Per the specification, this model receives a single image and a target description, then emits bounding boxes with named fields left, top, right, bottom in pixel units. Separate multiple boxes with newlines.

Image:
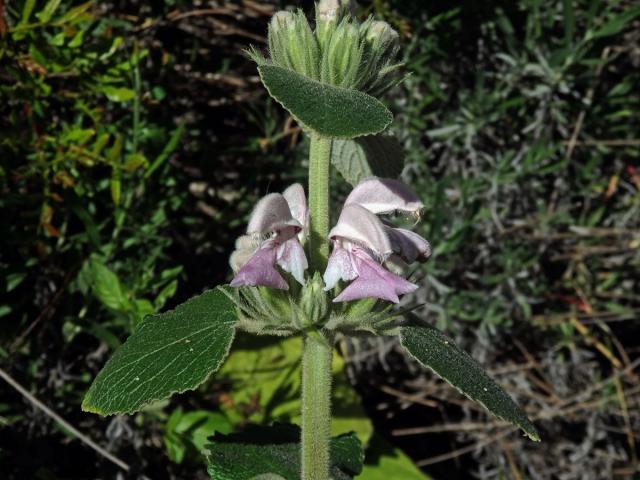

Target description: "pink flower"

left=230, top=184, right=308, bottom=290
left=323, top=178, right=431, bottom=303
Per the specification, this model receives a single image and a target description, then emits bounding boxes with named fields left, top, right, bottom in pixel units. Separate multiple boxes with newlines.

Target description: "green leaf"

left=101, top=86, right=136, bottom=102
left=154, top=279, right=178, bottom=310
left=6, top=272, right=27, bottom=293
left=206, top=424, right=363, bottom=480
left=585, top=7, right=640, bottom=41
left=13, top=0, right=36, bottom=40
left=106, top=135, right=123, bottom=164
left=331, top=135, right=404, bottom=186
left=20, top=0, right=37, bottom=25
left=61, top=127, right=95, bottom=145
left=122, top=153, right=147, bottom=172
left=399, top=323, right=539, bottom=441
left=258, top=65, right=392, bottom=139
left=145, top=123, right=185, bottom=179
left=89, top=259, right=128, bottom=311
left=68, top=29, right=84, bottom=48
left=362, top=434, right=430, bottom=479
left=35, top=0, right=62, bottom=23
left=132, top=299, right=155, bottom=322
left=164, top=408, right=233, bottom=464
left=82, top=288, right=237, bottom=415
left=110, top=170, right=121, bottom=205
left=52, top=1, right=93, bottom=25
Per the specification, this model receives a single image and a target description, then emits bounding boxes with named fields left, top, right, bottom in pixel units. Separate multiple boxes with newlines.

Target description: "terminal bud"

left=300, top=272, right=330, bottom=326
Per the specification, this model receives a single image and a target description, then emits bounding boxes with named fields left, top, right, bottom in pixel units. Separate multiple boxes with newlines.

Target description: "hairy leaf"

left=400, top=323, right=539, bottom=441
left=206, top=424, right=363, bottom=480
left=331, top=135, right=404, bottom=185
left=82, top=288, right=237, bottom=415
left=258, top=65, right=392, bottom=138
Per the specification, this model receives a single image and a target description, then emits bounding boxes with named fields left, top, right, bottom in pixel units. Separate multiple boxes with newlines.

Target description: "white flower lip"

left=329, top=203, right=393, bottom=258
left=247, top=192, right=302, bottom=235
left=344, top=177, right=424, bottom=215
left=282, top=183, right=308, bottom=229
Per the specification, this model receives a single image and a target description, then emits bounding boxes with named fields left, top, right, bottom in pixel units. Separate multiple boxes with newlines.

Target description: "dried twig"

left=565, top=47, right=611, bottom=160
left=560, top=139, right=640, bottom=147
left=0, top=367, right=136, bottom=476
left=0, top=0, right=7, bottom=37
left=415, top=428, right=513, bottom=467
left=378, top=384, right=439, bottom=408
left=10, top=269, right=75, bottom=352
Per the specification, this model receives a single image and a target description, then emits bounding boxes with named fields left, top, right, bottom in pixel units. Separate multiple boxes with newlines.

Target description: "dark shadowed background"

left=1, top=1, right=639, bottom=478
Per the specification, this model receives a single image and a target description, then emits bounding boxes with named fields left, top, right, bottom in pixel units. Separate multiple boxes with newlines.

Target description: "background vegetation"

left=1, top=0, right=639, bottom=479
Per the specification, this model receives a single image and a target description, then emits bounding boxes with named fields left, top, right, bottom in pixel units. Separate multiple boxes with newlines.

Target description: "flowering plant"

left=82, top=2, right=538, bottom=478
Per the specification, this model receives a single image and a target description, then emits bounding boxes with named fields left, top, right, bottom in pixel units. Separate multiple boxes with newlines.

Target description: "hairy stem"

left=301, top=330, right=334, bottom=480
left=302, top=133, right=334, bottom=478
left=308, top=133, right=332, bottom=272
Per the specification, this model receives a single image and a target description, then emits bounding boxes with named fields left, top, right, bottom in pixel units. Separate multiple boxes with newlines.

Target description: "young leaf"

left=82, top=287, right=237, bottom=415
left=36, top=0, right=62, bottom=23
left=331, top=135, right=405, bottom=185
left=144, top=123, right=185, bottom=179
left=258, top=65, right=392, bottom=138
left=100, top=86, right=136, bottom=102
left=399, top=323, right=539, bottom=441
left=585, top=7, right=640, bottom=41
left=89, top=259, right=128, bottom=311
left=164, top=408, right=234, bottom=464
left=206, top=424, right=363, bottom=480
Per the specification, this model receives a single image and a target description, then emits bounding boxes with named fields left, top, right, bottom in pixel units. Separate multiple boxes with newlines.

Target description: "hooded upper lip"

left=323, top=177, right=431, bottom=303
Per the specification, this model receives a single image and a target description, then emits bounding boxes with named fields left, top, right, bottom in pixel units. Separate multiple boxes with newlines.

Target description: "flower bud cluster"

left=268, top=11, right=321, bottom=80
left=248, top=0, right=404, bottom=97
left=299, top=272, right=330, bottom=325
left=223, top=278, right=331, bottom=337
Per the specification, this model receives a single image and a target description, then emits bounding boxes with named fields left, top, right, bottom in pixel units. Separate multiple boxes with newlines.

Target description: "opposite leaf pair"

left=229, top=177, right=431, bottom=304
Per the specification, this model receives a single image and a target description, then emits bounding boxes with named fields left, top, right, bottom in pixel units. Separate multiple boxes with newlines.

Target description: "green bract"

left=248, top=4, right=404, bottom=97
left=300, top=272, right=330, bottom=325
